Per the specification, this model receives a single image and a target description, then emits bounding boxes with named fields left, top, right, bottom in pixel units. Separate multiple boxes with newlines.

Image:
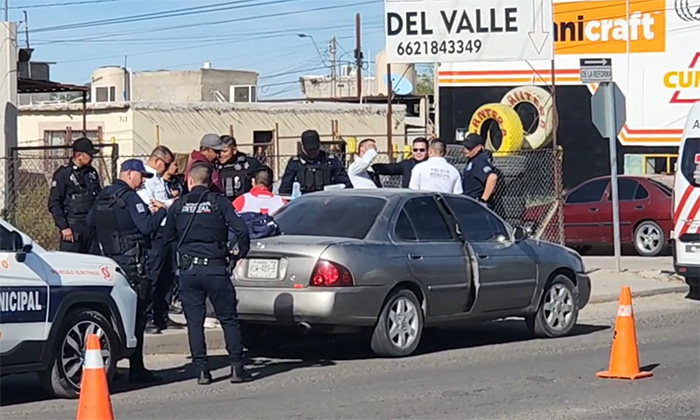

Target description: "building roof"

left=18, top=78, right=89, bottom=94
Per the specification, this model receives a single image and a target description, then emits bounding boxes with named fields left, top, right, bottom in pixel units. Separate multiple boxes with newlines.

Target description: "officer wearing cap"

left=279, top=129, right=351, bottom=195
left=185, top=133, right=226, bottom=193
left=462, top=133, right=499, bottom=206
left=162, top=162, right=251, bottom=385
left=87, top=159, right=168, bottom=383
left=48, top=137, right=102, bottom=254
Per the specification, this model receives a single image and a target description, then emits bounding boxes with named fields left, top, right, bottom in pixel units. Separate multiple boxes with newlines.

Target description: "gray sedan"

left=233, top=189, right=591, bottom=357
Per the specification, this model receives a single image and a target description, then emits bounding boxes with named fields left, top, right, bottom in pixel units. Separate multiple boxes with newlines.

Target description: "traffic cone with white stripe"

left=596, top=286, right=653, bottom=380
left=76, top=334, right=114, bottom=420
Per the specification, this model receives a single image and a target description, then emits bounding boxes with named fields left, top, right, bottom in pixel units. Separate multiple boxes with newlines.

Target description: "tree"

left=415, top=65, right=434, bottom=96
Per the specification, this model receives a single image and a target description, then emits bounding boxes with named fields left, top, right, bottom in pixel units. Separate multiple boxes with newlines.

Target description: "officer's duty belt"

left=191, top=257, right=227, bottom=267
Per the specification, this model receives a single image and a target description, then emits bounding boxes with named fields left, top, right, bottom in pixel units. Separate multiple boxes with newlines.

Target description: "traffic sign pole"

left=603, top=82, right=622, bottom=272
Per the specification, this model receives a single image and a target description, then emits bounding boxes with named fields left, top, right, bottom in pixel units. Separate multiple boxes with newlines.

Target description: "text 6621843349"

left=395, top=39, right=483, bottom=56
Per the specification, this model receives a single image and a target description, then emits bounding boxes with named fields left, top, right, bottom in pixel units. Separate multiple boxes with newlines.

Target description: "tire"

left=370, top=289, right=423, bottom=357
left=572, top=245, right=592, bottom=255
left=469, top=103, right=525, bottom=153
left=633, top=220, right=666, bottom=257
left=526, top=274, right=579, bottom=338
left=493, top=195, right=526, bottom=227
left=500, top=85, right=555, bottom=150
left=39, top=308, right=118, bottom=399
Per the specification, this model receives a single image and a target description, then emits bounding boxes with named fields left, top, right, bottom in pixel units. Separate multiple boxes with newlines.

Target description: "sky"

left=5, top=0, right=388, bottom=99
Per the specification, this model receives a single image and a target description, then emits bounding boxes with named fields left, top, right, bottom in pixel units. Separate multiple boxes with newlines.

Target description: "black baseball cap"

left=72, top=137, right=98, bottom=156
left=464, top=133, right=485, bottom=149
left=301, top=129, right=321, bottom=151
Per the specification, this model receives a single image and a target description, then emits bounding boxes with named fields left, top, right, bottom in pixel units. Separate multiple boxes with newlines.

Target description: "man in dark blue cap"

left=88, top=158, right=168, bottom=383
left=462, top=133, right=499, bottom=207
left=48, top=137, right=102, bottom=254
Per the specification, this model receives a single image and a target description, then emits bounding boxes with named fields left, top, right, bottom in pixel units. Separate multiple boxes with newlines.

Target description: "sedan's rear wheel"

left=370, top=289, right=423, bottom=357
left=634, top=220, right=665, bottom=257
left=526, top=275, right=579, bottom=338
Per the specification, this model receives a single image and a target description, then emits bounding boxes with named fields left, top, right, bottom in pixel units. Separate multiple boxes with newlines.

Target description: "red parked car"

left=524, top=175, right=673, bottom=256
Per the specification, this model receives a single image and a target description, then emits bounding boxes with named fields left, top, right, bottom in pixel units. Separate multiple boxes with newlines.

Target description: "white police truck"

left=0, top=218, right=137, bottom=398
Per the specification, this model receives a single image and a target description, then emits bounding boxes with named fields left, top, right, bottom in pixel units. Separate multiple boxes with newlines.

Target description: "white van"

left=672, top=101, right=700, bottom=298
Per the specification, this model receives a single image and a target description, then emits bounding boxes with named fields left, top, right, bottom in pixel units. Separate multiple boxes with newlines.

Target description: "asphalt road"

left=2, top=294, right=698, bottom=420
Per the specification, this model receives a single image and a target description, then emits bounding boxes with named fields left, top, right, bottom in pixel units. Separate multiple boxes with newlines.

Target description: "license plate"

left=247, top=259, right=279, bottom=279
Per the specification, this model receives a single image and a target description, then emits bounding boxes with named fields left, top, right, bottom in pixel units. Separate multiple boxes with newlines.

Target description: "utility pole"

left=4, top=0, right=9, bottom=21
left=354, top=13, right=362, bottom=102
left=330, top=36, right=337, bottom=98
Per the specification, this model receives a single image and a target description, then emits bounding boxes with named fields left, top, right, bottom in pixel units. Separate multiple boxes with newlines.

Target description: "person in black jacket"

left=371, top=137, right=429, bottom=188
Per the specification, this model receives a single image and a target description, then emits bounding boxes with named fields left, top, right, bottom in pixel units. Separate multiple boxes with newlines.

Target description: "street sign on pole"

left=384, top=0, right=553, bottom=64
left=579, top=58, right=612, bottom=83
left=591, top=82, right=627, bottom=272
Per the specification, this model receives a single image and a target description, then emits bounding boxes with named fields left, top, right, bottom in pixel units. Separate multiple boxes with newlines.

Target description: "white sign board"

left=384, top=0, right=554, bottom=64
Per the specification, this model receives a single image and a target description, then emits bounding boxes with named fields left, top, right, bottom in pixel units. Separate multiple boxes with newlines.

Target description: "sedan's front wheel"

left=370, top=289, right=423, bottom=357
left=526, top=275, right=579, bottom=338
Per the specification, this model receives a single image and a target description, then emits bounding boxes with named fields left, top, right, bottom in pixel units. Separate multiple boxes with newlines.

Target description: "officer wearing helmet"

left=48, top=137, right=102, bottom=254
left=279, top=130, right=351, bottom=195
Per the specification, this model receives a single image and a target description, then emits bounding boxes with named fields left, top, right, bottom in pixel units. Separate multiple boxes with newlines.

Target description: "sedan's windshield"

left=274, top=196, right=386, bottom=239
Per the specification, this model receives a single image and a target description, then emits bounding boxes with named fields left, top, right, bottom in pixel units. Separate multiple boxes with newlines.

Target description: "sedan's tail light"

left=310, top=260, right=354, bottom=287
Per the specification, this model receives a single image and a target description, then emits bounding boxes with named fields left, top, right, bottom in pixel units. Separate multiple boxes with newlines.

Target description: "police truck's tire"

left=370, top=289, right=423, bottom=357
left=469, top=103, right=525, bottom=153
left=525, top=274, right=579, bottom=338
left=39, top=308, right=118, bottom=399
left=493, top=154, right=528, bottom=178
left=500, top=85, right=555, bottom=150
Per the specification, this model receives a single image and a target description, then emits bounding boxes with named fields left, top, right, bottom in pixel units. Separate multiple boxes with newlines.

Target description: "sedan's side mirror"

left=513, top=226, right=529, bottom=242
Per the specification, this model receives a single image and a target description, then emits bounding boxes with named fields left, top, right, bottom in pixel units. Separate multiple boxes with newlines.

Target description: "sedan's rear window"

left=274, top=196, right=386, bottom=239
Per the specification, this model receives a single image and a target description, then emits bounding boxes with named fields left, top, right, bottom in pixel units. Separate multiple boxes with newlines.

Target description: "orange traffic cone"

left=596, top=286, right=653, bottom=380
left=76, top=334, right=114, bottom=420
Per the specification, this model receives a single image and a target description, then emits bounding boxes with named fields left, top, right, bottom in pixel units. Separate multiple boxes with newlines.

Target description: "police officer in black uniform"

left=48, top=137, right=102, bottom=254
left=279, top=129, right=352, bottom=195
left=87, top=159, right=167, bottom=383
left=162, top=163, right=251, bottom=385
left=462, top=133, right=499, bottom=207
left=218, top=135, right=263, bottom=201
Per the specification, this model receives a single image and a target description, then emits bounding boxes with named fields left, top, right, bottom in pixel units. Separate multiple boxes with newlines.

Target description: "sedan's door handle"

left=589, top=208, right=599, bottom=212
left=408, top=253, right=423, bottom=260
left=478, top=254, right=489, bottom=260
left=635, top=205, right=644, bottom=210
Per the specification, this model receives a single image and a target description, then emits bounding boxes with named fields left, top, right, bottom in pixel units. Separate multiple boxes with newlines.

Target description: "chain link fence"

left=3, top=141, right=563, bottom=249
left=444, top=145, right=564, bottom=243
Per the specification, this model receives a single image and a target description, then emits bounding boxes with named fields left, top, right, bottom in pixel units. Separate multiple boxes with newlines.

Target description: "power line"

left=31, top=0, right=305, bottom=34
left=10, top=0, right=134, bottom=9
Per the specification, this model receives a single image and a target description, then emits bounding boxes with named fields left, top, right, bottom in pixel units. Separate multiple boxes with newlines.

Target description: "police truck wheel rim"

left=635, top=224, right=662, bottom=254
left=543, top=284, right=574, bottom=331
left=388, top=297, right=419, bottom=349
left=60, top=321, right=111, bottom=389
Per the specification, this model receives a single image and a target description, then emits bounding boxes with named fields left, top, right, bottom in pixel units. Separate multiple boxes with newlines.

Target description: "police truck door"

left=0, top=223, right=50, bottom=362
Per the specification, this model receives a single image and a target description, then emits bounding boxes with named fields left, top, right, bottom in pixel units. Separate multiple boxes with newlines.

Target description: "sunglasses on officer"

left=412, top=147, right=427, bottom=153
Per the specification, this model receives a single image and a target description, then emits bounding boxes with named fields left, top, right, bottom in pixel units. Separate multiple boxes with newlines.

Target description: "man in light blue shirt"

left=136, top=145, right=183, bottom=334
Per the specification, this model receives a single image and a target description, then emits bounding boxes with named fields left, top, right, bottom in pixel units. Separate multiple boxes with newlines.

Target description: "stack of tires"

left=448, top=86, right=555, bottom=228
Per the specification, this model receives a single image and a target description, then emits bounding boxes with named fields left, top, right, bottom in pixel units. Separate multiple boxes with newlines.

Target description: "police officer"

left=279, top=129, right=351, bottom=195
left=462, top=133, right=499, bottom=207
left=48, top=137, right=102, bottom=254
left=162, top=163, right=251, bottom=385
left=87, top=159, right=168, bottom=383
left=218, top=135, right=263, bottom=201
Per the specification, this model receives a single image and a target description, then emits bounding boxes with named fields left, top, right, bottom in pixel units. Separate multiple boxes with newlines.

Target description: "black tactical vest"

left=175, top=192, right=228, bottom=259
left=220, top=155, right=251, bottom=200
left=295, top=158, right=332, bottom=193
left=66, top=168, right=98, bottom=218
left=93, top=187, right=147, bottom=256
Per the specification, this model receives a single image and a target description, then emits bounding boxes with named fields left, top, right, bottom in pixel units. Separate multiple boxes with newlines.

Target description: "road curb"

left=589, top=285, right=689, bottom=305
left=144, top=328, right=224, bottom=355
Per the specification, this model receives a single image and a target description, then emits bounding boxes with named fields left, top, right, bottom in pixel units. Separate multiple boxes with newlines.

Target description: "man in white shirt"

left=348, top=138, right=380, bottom=189
left=409, top=138, right=463, bottom=194
left=136, top=146, right=183, bottom=334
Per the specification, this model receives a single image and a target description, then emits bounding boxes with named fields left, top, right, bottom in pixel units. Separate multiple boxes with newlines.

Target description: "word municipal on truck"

left=384, top=0, right=554, bottom=63
left=0, top=288, right=44, bottom=312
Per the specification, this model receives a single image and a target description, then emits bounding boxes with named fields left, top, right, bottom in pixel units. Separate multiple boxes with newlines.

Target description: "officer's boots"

left=198, top=370, right=213, bottom=385
left=230, top=365, right=250, bottom=383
